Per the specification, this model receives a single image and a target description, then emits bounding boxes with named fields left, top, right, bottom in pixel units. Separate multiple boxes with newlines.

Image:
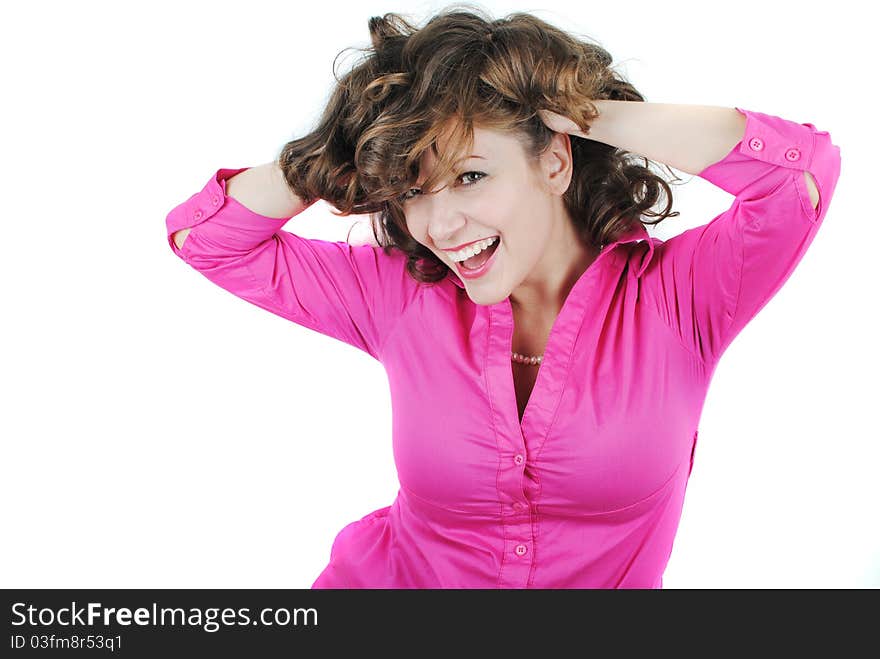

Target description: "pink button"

left=211, top=195, right=219, bottom=205
left=514, top=544, right=528, bottom=556
left=194, top=209, right=203, bottom=220
left=748, top=137, right=764, bottom=151
left=513, top=454, right=524, bottom=465
left=785, top=148, right=801, bottom=162
left=513, top=501, right=525, bottom=511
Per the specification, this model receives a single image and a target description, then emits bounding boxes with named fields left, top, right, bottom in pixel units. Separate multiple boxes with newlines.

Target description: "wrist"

left=582, top=99, right=616, bottom=143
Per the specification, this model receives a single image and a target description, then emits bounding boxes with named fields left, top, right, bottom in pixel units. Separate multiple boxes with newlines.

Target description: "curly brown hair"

left=277, top=3, right=681, bottom=284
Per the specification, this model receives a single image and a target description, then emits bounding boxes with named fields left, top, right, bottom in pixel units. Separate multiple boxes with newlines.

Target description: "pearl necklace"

left=511, top=351, right=542, bottom=365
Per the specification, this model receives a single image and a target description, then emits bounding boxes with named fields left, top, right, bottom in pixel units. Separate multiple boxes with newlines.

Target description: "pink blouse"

left=166, top=107, right=841, bottom=588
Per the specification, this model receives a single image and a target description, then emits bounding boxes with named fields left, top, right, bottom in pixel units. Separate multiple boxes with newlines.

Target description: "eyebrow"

left=415, top=155, right=487, bottom=185
left=429, top=142, right=487, bottom=163
left=455, top=154, right=486, bottom=163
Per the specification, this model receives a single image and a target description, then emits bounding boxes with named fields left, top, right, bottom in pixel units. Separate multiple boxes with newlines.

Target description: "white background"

left=1, top=0, right=876, bottom=589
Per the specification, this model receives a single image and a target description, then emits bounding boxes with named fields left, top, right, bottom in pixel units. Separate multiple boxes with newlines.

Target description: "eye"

left=399, top=171, right=487, bottom=202
left=399, top=187, right=420, bottom=203
left=459, top=171, right=487, bottom=185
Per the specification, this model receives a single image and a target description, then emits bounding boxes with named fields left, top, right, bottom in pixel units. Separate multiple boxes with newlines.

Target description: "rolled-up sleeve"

left=643, top=107, right=842, bottom=366
left=165, top=167, right=419, bottom=362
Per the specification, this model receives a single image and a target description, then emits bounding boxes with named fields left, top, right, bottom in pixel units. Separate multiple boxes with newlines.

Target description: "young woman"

left=166, top=7, right=840, bottom=588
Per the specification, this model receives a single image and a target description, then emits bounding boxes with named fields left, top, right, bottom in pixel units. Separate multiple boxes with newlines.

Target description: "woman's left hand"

left=537, top=109, right=588, bottom=139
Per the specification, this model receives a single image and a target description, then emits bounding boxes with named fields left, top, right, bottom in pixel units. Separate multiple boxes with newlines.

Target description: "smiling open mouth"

left=460, top=238, right=499, bottom=270
left=454, top=238, right=500, bottom=279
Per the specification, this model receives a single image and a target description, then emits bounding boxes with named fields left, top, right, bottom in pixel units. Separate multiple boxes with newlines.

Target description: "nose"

left=423, top=189, right=467, bottom=247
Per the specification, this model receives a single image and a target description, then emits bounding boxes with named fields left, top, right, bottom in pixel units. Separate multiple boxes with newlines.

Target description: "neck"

left=510, top=241, right=599, bottom=322
left=509, top=216, right=599, bottom=318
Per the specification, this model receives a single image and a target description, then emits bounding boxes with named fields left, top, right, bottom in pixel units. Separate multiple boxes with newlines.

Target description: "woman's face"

left=402, top=123, right=576, bottom=308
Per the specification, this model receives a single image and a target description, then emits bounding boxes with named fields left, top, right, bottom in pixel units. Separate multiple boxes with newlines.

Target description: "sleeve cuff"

left=165, top=167, right=292, bottom=258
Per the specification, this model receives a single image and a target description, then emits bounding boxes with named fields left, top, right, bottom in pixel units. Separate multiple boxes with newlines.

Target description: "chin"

left=465, top=286, right=509, bottom=307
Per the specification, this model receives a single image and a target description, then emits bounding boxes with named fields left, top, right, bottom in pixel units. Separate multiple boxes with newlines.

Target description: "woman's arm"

left=612, top=105, right=840, bottom=365
left=585, top=100, right=747, bottom=176
left=582, top=99, right=820, bottom=211
left=225, top=160, right=310, bottom=219
left=166, top=166, right=418, bottom=361
left=346, top=218, right=382, bottom=247
left=172, top=161, right=308, bottom=250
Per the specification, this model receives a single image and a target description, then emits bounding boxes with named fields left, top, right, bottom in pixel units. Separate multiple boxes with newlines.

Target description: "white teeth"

left=449, top=236, right=499, bottom=262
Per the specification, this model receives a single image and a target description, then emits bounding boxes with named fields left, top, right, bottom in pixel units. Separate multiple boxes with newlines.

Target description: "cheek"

left=403, top=213, right=421, bottom=237
left=406, top=217, right=428, bottom=242
left=405, top=218, right=432, bottom=249
left=467, top=193, right=507, bottom=229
